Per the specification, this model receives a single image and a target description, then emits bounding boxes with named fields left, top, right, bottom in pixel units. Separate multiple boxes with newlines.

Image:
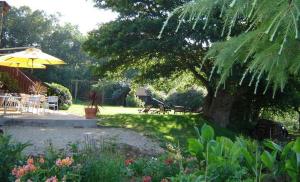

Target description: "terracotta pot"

left=84, top=107, right=98, bottom=119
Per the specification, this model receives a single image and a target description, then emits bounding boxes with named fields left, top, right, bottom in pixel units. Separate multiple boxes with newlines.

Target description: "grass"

left=67, top=103, right=236, bottom=147
left=67, top=103, right=140, bottom=116
left=99, top=114, right=235, bottom=147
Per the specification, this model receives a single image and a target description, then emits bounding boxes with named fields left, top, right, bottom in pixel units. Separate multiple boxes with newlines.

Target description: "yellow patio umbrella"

left=0, top=48, right=66, bottom=66
left=0, top=61, right=46, bottom=69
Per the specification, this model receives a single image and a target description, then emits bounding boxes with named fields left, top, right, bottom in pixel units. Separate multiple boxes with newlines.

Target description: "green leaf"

left=292, top=138, right=300, bottom=153
left=241, top=148, right=254, bottom=167
left=263, top=140, right=282, bottom=152
left=285, top=159, right=298, bottom=181
left=281, top=141, right=294, bottom=159
left=261, top=151, right=275, bottom=170
left=201, top=124, right=214, bottom=141
left=188, top=138, right=203, bottom=156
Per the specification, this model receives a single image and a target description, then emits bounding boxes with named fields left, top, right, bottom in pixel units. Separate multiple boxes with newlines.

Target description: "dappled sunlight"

left=99, top=113, right=235, bottom=146
left=67, top=104, right=141, bottom=116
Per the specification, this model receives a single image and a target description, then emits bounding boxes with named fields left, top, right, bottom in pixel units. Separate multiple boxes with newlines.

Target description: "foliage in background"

left=142, top=72, right=201, bottom=94
left=146, top=85, right=167, bottom=101
left=46, top=82, right=72, bottom=110
left=0, top=72, right=19, bottom=92
left=3, top=6, right=95, bottom=99
left=126, top=93, right=145, bottom=107
left=83, top=0, right=223, bottom=102
left=0, top=135, right=30, bottom=182
left=166, top=89, right=205, bottom=111
left=92, top=80, right=131, bottom=106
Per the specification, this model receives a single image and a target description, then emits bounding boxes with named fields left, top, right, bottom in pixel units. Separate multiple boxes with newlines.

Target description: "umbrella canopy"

left=0, top=48, right=65, bottom=65
left=0, top=61, right=46, bottom=69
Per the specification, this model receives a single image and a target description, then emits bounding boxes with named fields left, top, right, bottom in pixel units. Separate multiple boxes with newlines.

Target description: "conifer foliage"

left=161, top=0, right=300, bottom=96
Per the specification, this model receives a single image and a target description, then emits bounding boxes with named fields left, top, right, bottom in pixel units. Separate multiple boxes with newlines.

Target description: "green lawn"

left=67, top=104, right=235, bottom=147
left=67, top=104, right=140, bottom=116
left=99, top=114, right=235, bottom=147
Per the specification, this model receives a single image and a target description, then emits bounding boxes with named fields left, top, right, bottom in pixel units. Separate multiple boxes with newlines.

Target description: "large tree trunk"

left=203, top=89, right=236, bottom=127
left=202, top=87, right=257, bottom=129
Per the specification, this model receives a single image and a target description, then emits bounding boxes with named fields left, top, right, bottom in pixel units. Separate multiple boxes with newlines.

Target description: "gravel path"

left=3, top=126, right=164, bottom=156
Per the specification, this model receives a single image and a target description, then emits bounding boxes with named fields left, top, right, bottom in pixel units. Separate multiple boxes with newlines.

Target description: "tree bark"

left=188, top=65, right=255, bottom=128
left=201, top=86, right=257, bottom=129
left=202, top=89, right=236, bottom=127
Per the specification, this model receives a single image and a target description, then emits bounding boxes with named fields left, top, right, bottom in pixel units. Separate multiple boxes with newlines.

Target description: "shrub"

left=146, top=85, right=166, bottom=101
left=126, top=94, right=145, bottom=107
left=0, top=135, right=29, bottom=182
left=80, top=152, right=126, bottom=182
left=0, top=72, right=20, bottom=92
left=92, top=81, right=130, bottom=106
left=166, top=89, right=204, bottom=111
left=46, top=82, right=72, bottom=110
left=126, top=156, right=180, bottom=182
left=173, top=124, right=300, bottom=182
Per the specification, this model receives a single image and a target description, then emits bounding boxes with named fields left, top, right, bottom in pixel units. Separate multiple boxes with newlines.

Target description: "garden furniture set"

left=0, top=93, right=58, bottom=115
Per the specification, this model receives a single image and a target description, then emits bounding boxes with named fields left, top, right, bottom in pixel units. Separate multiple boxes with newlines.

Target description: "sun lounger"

left=138, top=105, right=152, bottom=113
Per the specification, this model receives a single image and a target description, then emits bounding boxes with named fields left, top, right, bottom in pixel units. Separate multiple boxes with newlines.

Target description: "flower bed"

left=2, top=124, right=300, bottom=182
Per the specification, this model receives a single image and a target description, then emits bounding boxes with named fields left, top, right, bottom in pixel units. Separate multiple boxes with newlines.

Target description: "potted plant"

left=85, top=91, right=99, bottom=119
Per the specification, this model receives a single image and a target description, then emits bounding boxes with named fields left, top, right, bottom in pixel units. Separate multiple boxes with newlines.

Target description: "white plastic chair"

left=28, top=95, right=41, bottom=114
left=47, top=96, right=59, bottom=111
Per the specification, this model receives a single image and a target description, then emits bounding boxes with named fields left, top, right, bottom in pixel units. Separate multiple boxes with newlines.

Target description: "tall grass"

left=74, top=136, right=127, bottom=182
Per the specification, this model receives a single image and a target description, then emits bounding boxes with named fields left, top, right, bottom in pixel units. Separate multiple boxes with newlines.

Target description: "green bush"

left=146, top=85, right=166, bottom=101
left=172, top=124, right=300, bottom=182
left=126, top=156, right=180, bottom=182
left=166, top=89, right=204, bottom=111
left=0, top=72, right=20, bottom=92
left=0, top=135, right=29, bottom=182
left=126, top=94, right=145, bottom=107
left=46, top=82, right=72, bottom=110
left=80, top=152, right=125, bottom=182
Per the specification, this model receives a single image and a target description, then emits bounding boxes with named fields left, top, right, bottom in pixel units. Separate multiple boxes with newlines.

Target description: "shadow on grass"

left=98, top=114, right=235, bottom=147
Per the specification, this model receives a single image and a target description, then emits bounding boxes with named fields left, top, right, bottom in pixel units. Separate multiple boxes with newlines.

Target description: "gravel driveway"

left=3, top=126, right=164, bottom=156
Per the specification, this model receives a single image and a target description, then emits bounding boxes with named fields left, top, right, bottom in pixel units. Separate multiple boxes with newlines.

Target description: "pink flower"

left=164, top=158, right=174, bottom=165
left=27, top=157, right=34, bottom=165
left=142, top=176, right=152, bottom=182
left=56, top=157, right=73, bottom=167
left=125, top=159, right=134, bottom=166
left=45, top=176, right=58, bottom=182
left=12, top=164, right=36, bottom=178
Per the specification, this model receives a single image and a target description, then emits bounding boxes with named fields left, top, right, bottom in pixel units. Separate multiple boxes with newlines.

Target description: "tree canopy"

left=84, top=0, right=225, bottom=88
left=2, top=6, right=94, bottom=93
left=84, top=0, right=300, bottom=129
left=161, top=0, right=300, bottom=96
